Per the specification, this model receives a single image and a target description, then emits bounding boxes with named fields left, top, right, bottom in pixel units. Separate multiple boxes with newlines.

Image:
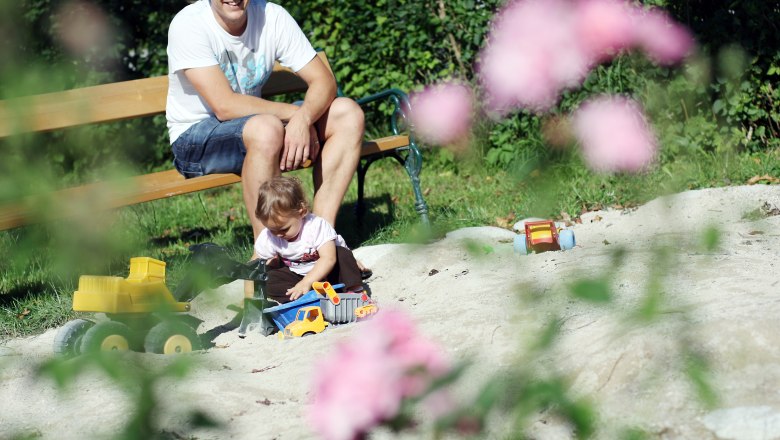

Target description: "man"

left=166, top=0, right=364, bottom=241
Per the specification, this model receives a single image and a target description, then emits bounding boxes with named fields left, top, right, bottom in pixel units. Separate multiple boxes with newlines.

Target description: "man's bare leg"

left=311, top=98, right=369, bottom=274
left=241, top=114, right=285, bottom=296
left=311, top=97, right=364, bottom=226
left=241, top=114, right=286, bottom=240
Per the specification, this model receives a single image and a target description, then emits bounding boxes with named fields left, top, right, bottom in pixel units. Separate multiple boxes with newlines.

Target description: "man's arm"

left=289, top=55, right=338, bottom=131
left=183, top=55, right=337, bottom=170
left=183, top=65, right=299, bottom=122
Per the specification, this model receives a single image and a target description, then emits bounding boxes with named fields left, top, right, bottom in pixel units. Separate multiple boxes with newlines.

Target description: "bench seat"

left=0, top=134, right=413, bottom=230
left=0, top=52, right=429, bottom=231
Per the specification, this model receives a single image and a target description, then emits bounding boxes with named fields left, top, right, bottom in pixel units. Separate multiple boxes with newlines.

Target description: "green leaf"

left=534, top=317, right=562, bottom=350
left=569, top=278, right=612, bottom=303
left=712, top=99, right=724, bottom=114
left=684, top=352, right=718, bottom=408
left=700, top=226, right=720, bottom=252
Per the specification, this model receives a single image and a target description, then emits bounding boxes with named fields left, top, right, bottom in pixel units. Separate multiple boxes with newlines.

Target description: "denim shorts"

left=171, top=115, right=254, bottom=178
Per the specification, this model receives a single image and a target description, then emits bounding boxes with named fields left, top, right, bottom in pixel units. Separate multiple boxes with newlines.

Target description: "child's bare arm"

left=286, top=241, right=337, bottom=300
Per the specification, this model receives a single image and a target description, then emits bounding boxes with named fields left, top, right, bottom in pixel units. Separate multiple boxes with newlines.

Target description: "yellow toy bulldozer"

left=54, top=243, right=276, bottom=356
left=54, top=257, right=202, bottom=355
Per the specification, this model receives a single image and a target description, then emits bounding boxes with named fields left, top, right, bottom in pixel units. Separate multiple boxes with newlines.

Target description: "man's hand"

left=281, top=115, right=319, bottom=171
left=308, top=125, right=321, bottom=162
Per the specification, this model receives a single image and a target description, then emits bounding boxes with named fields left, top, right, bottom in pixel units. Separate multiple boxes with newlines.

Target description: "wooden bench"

left=0, top=52, right=429, bottom=231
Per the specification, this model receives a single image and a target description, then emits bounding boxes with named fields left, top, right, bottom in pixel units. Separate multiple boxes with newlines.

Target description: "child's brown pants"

left=265, top=246, right=362, bottom=304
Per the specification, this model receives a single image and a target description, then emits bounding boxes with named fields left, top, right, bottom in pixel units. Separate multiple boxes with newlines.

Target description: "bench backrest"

left=0, top=52, right=331, bottom=137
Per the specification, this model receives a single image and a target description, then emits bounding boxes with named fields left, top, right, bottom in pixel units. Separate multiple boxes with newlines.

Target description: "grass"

left=0, top=146, right=778, bottom=339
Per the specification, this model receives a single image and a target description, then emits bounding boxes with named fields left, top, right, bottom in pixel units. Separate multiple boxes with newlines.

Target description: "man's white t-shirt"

left=254, top=213, right=348, bottom=276
left=166, top=0, right=316, bottom=144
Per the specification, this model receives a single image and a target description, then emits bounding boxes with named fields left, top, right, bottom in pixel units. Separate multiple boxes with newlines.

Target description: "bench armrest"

left=356, top=88, right=413, bottom=137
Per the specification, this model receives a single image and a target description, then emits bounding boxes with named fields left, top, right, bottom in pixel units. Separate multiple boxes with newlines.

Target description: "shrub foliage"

left=8, top=0, right=780, bottom=171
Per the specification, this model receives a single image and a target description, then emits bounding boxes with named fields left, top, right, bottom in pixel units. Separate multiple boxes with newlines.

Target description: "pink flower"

left=409, top=82, right=474, bottom=146
left=635, top=9, right=695, bottom=65
left=477, top=0, right=695, bottom=115
left=574, top=0, right=637, bottom=62
left=308, top=310, right=452, bottom=440
left=308, top=342, right=404, bottom=440
left=572, top=95, right=658, bottom=173
left=53, top=0, right=112, bottom=57
left=478, top=0, right=589, bottom=114
left=421, top=389, right=457, bottom=420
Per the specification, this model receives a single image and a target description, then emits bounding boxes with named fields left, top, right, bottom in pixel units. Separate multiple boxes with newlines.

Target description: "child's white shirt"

left=254, top=213, right=348, bottom=276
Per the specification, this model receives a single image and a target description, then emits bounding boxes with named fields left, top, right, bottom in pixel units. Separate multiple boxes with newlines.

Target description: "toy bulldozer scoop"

left=55, top=243, right=276, bottom=357
left=171, top=243, right=276, bottom=339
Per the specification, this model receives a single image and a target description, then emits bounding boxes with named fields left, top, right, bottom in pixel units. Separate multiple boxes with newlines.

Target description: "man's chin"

left=219, top=0, right=247, bottom=11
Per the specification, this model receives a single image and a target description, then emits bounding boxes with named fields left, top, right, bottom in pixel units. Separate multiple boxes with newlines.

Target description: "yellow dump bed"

left=73, top=257, right=190, bottom=314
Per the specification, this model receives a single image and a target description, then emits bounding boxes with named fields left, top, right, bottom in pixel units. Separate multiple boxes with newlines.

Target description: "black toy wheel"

left=79, top=321, right=133, bottom=353
left=53, top=319, right=94, bottom=356
left=144, top=322, right=202, bottom=354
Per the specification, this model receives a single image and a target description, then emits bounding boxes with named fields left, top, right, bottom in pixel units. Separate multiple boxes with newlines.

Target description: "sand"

left=2, top=184, right=780, bottom=440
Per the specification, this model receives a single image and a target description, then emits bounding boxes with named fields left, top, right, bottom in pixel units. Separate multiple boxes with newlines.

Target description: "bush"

left=8, top=0, right=780, bottom=173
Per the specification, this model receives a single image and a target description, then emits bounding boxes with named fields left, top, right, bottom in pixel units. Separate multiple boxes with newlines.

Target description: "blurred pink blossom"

left=572, top=95, right=658, bottom=173
left=479, top=0, right=589, bottom=114
left=421, top=389, right=458, bottom=420
left=308, top=310, right=452, bottom=440
left=478, top=0, right=694, bottom=114
left=635, top=9, right=695, bottom=65
left=574, top=0, right=636, bottom=62
left=409, top=82, right=474, bottom=146
left=53, top=0, right=112, bottom=56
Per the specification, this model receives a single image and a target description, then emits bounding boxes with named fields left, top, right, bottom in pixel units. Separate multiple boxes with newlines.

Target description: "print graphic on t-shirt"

left=282, top=248, right=319, bottom=269
left=220, top=50, right=269, bottom=95
left=300, top=249, right=319, bottom=263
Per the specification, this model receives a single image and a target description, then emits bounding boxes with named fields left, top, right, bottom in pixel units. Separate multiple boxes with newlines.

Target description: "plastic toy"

left=263, top=290, right=324, bottom=331
left=312, top=281, right=341, bottom=305
left=277, top=306, right=329, bottom=340
left=514, top=220, right=576, bottom=254
left=54, top=243, right=275, bottom=356
left=319, top=291, right=373, bottom=324
left=266, top=283, right=378, bottom=340
left=354, top=304, right=378, bottom=319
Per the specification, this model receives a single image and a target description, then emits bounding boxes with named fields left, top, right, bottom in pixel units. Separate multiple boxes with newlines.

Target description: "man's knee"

left=243, top=114, right=284, bottom=155
left=329, top=97, right=365, bottom=132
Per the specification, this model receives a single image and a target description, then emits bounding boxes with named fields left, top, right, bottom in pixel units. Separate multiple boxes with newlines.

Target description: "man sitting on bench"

left=166, top=0, right=364, bottom=244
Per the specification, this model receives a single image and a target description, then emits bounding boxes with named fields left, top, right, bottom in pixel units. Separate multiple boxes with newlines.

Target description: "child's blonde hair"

left=254, top=176, right=309, bottom=222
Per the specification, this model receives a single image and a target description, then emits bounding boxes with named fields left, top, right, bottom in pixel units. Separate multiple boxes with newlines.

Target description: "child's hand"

left=286, top=281, right=310, bottom=300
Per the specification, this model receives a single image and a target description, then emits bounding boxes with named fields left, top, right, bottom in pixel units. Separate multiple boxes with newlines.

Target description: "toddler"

left=254, top=176, right=362, bottom=303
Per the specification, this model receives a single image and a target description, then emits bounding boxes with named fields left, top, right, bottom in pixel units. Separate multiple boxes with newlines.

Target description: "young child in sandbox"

left=253, top=176, right=363, bottom=304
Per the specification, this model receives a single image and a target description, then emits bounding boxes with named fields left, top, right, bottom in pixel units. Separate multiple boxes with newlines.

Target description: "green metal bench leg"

left=354, top=87, right=429, bottom=226
left=355, top=145, right=429, bottom=227
left=402, top=141, right=430, bottom=226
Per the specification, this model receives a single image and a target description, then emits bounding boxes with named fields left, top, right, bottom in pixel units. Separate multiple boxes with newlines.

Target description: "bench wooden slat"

left=0, top=76, right=169, bottom=136
left=0, top=134, right=409, bottom=230
left=0, top=53, right=327, bottom=137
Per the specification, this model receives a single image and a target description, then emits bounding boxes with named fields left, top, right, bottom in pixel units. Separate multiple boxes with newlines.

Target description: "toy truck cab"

left=278, top=306, right=329, bottom=339
left=514, top=220, right=576, bottom=254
